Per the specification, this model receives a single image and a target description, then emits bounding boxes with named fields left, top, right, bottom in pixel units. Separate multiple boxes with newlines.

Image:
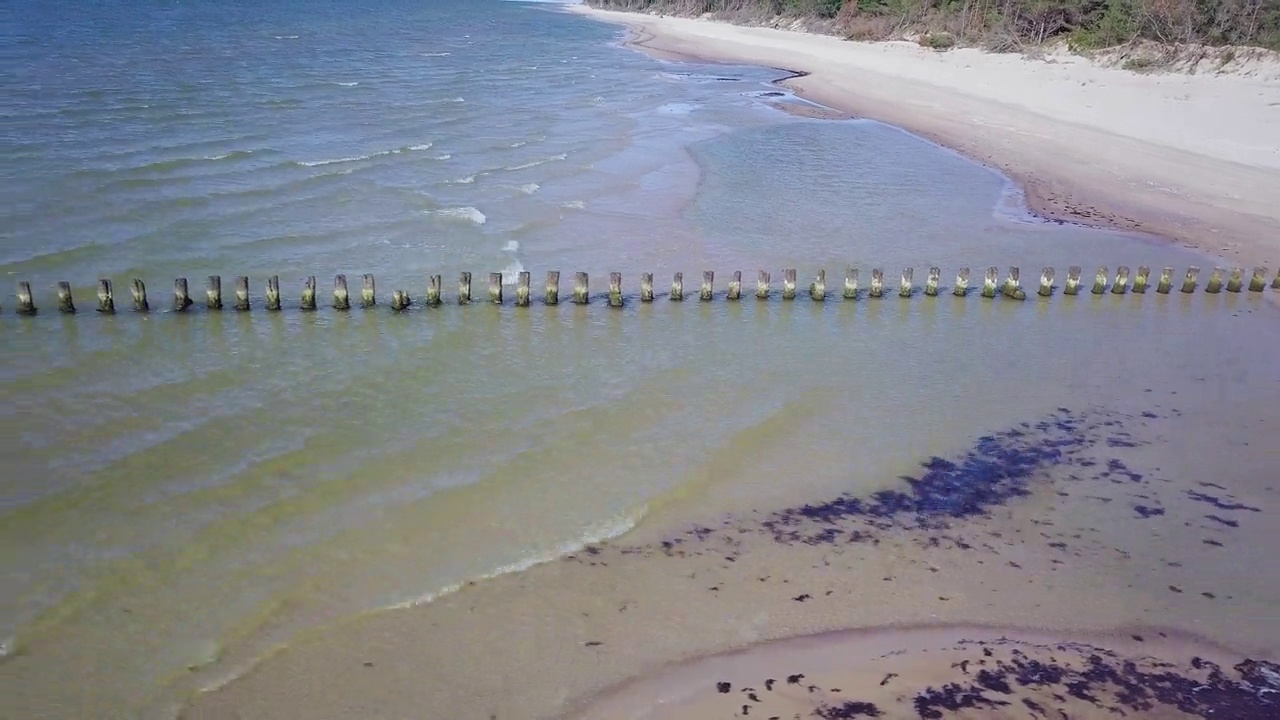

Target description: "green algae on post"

left=810, top=269, right=825, bottom=301
left=301, top=276, right=317, bottom=310
left=1111, top=266, right=1130, bottom=295
left=870, top=268, right=885, bottom=298
left=457, top=272, right=471, bottom=305
left=1226, top=268, right=1243, bottom=293
left=1157, top=267, right=1174, bottom=294
left=574, top=272, right=589, bottom=304
left=640, top=272, right=654, bottom=302
left=844, top=267, right=859, bottom=299
left=756, top=270, right=770, bottom=299
left=1206, top=267, right=1224, bottom=293
left=265, top=275, right=281, bottom=311
left=898, top=267, right=913, bottom=298
left=332, top=274, right=350, bottom=310
left=953, top=267, right=969, bottom=296
left=206, top=276, right=223, bottom=310
left=426, top=275, right=441, bottom=307
left=981, top=266, right=998, bottom=298
left=57, top=282, right=76, bottom=314
left=1182, top=267, right=1200, bottom=293
left=131, top=279, right=148, bottom=312
left=1038, top=267, right=1054, bottom=297
left=1249, top=267, right=1267, bottom=292
left=609, top=272, right=623, bottom=307
left=1273, top=267, right=1280, bottom=289
left=234, top=276, right=250, bottom=311
left=669, top=272, right=683, bottom=302
left=1092, top=267, right=1108, bottom=294
left=97, top=279, right=114, bottom=314
left=489, top=273, right=503, bottom=305
left=1064, top=266, right=1082, bottom=295
left=1001, top=266, right=1025, bottom=300
left=16, top=281, right=36, bottom=315
left=516, top=271, right=530, bottom=307
left=544, top=271, right=559, bottom=305
left=700, top=270, right=713, bottom=301
left=172, top=278, right=192, bottom=312
left=391, top=289, right=410, bottom=312
left=925, top=266, right=940, bottom=297
left=727, top=271, right=741, bottom=300
left=1133, top=266, right=1150, bottom=293
left=783, top=268, right=797, bottom=300
left=361, top=274, right=376, bottom=307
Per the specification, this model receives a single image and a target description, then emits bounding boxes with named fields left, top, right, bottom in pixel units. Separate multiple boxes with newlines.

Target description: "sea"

left=2, top=0, right=1278, bottom=718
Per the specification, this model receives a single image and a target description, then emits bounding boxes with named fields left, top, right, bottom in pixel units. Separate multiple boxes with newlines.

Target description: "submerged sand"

left=576, top=7, right=1280, bottom=271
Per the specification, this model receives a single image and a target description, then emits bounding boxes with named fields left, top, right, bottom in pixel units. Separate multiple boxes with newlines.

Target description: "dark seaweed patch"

left=814, top=700, right=883, bottom=718
left=1133, top=505, right=1165, bottom=518
left=1186, top=490, right=1261, bottom=512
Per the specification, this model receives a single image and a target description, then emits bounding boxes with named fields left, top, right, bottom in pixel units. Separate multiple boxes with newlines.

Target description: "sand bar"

left=571, top=6, right=1280, bottom=270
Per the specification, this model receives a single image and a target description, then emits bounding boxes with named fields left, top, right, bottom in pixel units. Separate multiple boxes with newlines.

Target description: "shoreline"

left=569, top=5, right=1280, bottom=271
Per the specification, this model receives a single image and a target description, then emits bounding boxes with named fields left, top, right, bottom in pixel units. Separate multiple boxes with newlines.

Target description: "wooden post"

left=1181, top=267, right=1200, bottom=293
left=301, top=276, right=317, bottom=310
left=870, top=268, right=885, bottom=298
left=235, top=276, right=251, bottom=310
left=361, top=274, right=376, bottom=307
left=756, top=271, right=770, bottom=299
left=727, top=271, right=742, bottom=300
left=1110, top=266, right=1130, bottom=295
left=670, top=272, right=684, bottom=301
left=1248, top=267, right=1267, bottom=292
left=97, top=279, right=115, bottom=313
left=333, top=274, right=350, bottom=309
left=898, top=267, right=913, bottom=298
left=545, top=271, right=559, bottom=305
left=810, top=269, right=826, bottom=301
left=516, top=271, right=531, bottom=306
left=574, top=272, right=589, bottom=304
left=459, top=272, right=473, bottom=305
left=609, top=272, right=623, bottom=307
left=925, top=267, right=940, bottom=297
left=174, top=278, right=193, bottom=312
left=489, top=273, right=503, bottom=305
left=57, top=282, right=76, bottom=314
left=16, top=281, right=36, bottom=315
left=981, top=267, right=998, bottom=298
left=1156, top=268, right=1174, bottom=294
left=1037, top=267, right=1054, bottom=297
left=1133, top=266, right=1150, bottom=294
left=426, top=275, right=442, bottom=307
left=1064, top=266, right=1082, bottom=296
left=131, top=279, right=149, bottom=312
left=700, top=271, right=714, bottom=301
left=844, top=267, right=859, bottom=299
left=953, top=268, right=970, bottom=297
left=391, top=290, right=411, bottom=311
left=640, top=273, right=654, bottom=302
left=1273, top=267, right=1280, bottom=290
left=207, top=276, right=223, bottom=310
left=1205, top=267, right=1224, bottom=293
left=1091, top=267, right=1107, bottom=295
left=265, top=275, right=281, bottom=311
left=1226, top=268, right=1243, bottom=293
left=782, top=269, right=796, bottom=300
left=1001, top=267, right=1025, bottom=300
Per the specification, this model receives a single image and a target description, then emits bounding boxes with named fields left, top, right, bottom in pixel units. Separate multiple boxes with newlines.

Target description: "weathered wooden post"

left=458, top=272, right=472, bottom=305
left=545, top=271, right=559, bottom=305
left=810, top=269, right=826, bottom=301
left=1156, top=268, right=1174, bottom=294
left=131, top=279, right=149, bottom=312
left=57, top=282, right=76, bottom=314
left=16, top=281, right=36, bottom=315
left=235, top=276, right=251, bottom=310
left=516, top=271, right=531, bottom=307
left=265, top=275, right=281, bottom=311
left=1205, top=267, right=1224, bottom=294
left=1110, top=266, right=1130, bottom=295
left=1248, top=267, right=1268, bottom=292
left=207, top=276, right=223, bottom=310
left=898, top=267, right=913, bottom=298
left=333, top=274, right=350, bottom=310
left=426, top=275, right=442, bottom=307
left=97, top=279, right=115, bottom=313
left=670, top=272, right=683, bottom=301
left=640, top=273, right=654, bottom=302
left=1064, top=266, right=1082, bottom=296
left=925, top=267, right=940, bottom=297
left=727, top=271, right=742, bottom=300
left=574, top=272, right=589, bottom=304
left=1091, top=267, right=1107, bottom=295
left=953, top=268, right=970, bottom=297
left=844, top=267, right=859, bottom=299
left=18, top=282, right=38, bottom=314
left=361, top=274, right=377, bottom=307
left=1133, top=266, right=1150, bottom=294
left=609, top=272, right=623, bottom=307
left=1037, top=267, right=1054, bottom=297
left=870, top=268, right=885, bottom=298
left=756, top=271, right=770, bottom=299
left=391, top=290, right=411, bottom=311
left=489, top=273, right=503, bottom=305
left=174, top=278, right=193, bottom=312
left=700, top=271, right=714, bottom=301
left=1001, top=267, right=1025, bottom=300
left=981, top=267, right=998, bottom=298
left=782, top=269, right=796, bottom=300
left=300, top=276, right=317, bottom=310
left=1181, top=267, right=1200, bottom=293
left=1272, top=267, right=1280, bottom=290
left=1226, top=268, right=1243, bottom=293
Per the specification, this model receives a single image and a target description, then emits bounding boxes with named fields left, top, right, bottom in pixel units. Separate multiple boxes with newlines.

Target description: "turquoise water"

left=3, top=1, right=1279, bottom=718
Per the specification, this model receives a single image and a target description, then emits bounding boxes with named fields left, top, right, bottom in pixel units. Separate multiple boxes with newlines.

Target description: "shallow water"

left=2, top=0, right=1278, bottom=718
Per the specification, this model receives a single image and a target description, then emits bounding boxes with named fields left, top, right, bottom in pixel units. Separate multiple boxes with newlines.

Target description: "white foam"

left=510, top=141, right=527, bottom=148
left=501, top=258, right=526, bottom=285
left=517, top=183, right=540, bottom=195
left=433, top=154, right=452, bottom=160
left=274, top=35, right=300, bottom=40
left=296, top=143, right=433, bottom=167
left=502, top=240, right=521, bottom=253
left=450, top=174, right=476, bottom=184
left=420, top=52, right=451, bottom=57
left=505, top=153, right=566, bottom=171
left=560, top=200, right=585, bottom=210
left=408, top=143, right=433, bottom=151
left=204, top=150, right=253, bottom=161
left=334, top=81, right=359, bottom=87
left=427, top=207, right=486, bottom=225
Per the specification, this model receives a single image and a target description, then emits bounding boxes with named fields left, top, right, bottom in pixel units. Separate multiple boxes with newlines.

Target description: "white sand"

left=571, top=6, right=1280, bottom=269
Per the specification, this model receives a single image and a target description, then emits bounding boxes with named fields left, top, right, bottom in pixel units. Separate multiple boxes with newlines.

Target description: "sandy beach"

left=573, top=6, right=1280, bottom=272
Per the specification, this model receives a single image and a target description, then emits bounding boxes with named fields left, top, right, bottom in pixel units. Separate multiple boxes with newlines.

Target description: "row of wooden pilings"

left=6, top=265, right=1280, bottom=315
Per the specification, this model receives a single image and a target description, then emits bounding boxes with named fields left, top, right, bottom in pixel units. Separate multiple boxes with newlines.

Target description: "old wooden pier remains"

left=7, top=265, right=1279, bottom=316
